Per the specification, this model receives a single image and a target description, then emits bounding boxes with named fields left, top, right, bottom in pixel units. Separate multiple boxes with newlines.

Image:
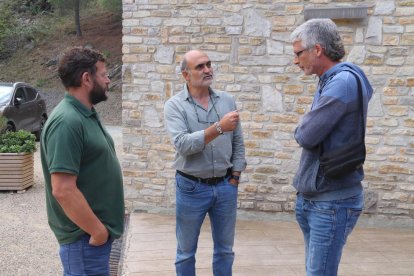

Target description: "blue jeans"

left=59, top=234, right=113, bottom=276
left=295, top=193, right=364, bottom=276
left=175, top=173, right=238, bottom=276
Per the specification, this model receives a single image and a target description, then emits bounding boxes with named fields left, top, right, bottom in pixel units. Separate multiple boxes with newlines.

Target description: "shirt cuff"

left=193, top=130, right=205, bottom=150
left=232, top=159, right=247, bottom=172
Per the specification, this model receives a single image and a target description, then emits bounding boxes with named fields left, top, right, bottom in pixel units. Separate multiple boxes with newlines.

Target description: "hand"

left=229, top=177, right=239, bottom=186
left=219, top=110, right=239, bottom=132
left=89, top=225, right=109, bottom=246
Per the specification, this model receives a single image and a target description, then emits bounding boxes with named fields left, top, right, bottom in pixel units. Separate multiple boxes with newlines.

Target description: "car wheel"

left=5, top=123, right=15, bottom=132
left=34, top=116, right=47, bottom=141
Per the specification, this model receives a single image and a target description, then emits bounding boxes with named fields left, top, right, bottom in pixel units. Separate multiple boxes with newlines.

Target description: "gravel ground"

left=0, top=89, right=122, bottom=275
left=0, top=149, right=63, bottom=275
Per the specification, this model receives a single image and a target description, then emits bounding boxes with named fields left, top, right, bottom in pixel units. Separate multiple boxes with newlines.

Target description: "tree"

left=47, top=0, right=91, bottom=37
left=47, top=0, right=121, bottom=37
left=74, top=0, right=81, bottom=36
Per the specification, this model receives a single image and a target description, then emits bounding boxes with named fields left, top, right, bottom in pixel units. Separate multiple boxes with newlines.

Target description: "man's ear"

left=182, top=70, right=190, bottom=82
left=81, top=71, right=93, bottom=87
left=314, top=44, right=324, bottom=57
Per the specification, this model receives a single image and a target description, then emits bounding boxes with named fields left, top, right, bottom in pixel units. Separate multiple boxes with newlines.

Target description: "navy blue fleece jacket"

left=293, top=62, right=373, bottom=201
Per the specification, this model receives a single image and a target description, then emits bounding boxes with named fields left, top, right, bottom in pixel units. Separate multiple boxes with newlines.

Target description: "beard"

left=89, top=79, right=108, bottom=105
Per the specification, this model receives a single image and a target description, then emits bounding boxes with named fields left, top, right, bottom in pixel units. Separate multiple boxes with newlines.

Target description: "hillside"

left=0, top=10, right=123, bottom=125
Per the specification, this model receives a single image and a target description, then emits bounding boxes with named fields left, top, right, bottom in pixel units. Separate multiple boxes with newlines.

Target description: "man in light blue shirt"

left=164, top=50, right=246, bottom=276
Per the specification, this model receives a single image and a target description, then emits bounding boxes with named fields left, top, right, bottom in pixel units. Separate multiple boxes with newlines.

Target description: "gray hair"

left=180, top=56, right=188, bottom=72
left=290, top=18, right=345, bottom=62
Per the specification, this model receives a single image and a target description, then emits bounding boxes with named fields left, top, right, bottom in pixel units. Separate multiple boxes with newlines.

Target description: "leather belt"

left=176, top=170, right=230, bottom=185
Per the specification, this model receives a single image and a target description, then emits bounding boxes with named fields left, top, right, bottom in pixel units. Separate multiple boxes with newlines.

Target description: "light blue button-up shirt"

left=164, top=85, right=246, bottom=179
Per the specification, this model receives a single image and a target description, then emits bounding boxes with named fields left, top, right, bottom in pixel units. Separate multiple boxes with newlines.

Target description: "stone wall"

left=121, top=0, right=414, bottom=221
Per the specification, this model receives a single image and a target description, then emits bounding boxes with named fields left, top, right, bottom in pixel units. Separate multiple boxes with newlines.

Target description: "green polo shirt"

left=41, top=93, right=124, bottom=245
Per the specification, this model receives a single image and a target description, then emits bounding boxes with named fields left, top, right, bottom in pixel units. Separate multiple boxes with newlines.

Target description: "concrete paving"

left=2, top=125, right=413, bottom=276
left=121, top=212, right=414, bottom=276
left=111, top=125, right=414, bottom=276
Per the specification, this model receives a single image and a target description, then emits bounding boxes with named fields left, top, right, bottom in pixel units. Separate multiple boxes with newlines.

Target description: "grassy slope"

left=0, top=9, right=122, bottom=88
left=0, top=9, right=123, bottom=125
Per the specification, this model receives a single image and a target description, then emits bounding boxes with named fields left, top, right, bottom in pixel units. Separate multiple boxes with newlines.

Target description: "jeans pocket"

left=344, top=208, right=362, bottom=239
left=227, top=178, right=239, bottom=188
left=308, top=200, right=336, bottom=215
left=176, top=175, right=198, bottom=193
left=305, top=201, right=336, bottom=246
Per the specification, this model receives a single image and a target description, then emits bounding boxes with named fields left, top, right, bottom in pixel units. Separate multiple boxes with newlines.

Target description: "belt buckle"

left=207, top=176, right=222, bottom=185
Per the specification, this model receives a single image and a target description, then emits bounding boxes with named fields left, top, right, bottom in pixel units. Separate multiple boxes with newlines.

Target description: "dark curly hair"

left=58, top=47, right=106, bottom=88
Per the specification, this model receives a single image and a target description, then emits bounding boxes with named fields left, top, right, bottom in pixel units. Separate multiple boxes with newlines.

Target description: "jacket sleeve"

left=164, top=99, right=205, bottom=156
left=294, top=76, right=350, bottom=149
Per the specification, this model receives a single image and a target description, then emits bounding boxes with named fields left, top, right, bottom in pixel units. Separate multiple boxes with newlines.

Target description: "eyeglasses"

left=294, top=48, right=310, bottom=58
left=189, top=93, right=220, bottom=124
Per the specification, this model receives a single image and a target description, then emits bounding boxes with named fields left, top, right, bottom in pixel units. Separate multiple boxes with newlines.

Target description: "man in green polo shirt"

left=41, top=47, right=124, bottom=276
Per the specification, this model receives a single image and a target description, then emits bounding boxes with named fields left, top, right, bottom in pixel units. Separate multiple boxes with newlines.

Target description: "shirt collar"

left=64, top=93, right=97, bottom=118
left=182, top=85, right=219, bottom=102
left=319, top=62, right=342, bottom=84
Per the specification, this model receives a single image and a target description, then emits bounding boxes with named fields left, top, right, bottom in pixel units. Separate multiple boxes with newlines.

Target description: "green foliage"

left=47, top=0, right=121, bottom=15
left=35, top=78, right=48, bottom=87
left=97, top=0, right=122, bottom=13
left=0, top=130, right=37, bottom=153
left=0, top=116, right=7, bottom=135
left=0, top=3, right=16, bottom=56
left=0, top=0, right=63, bottom=59
left=0, top=0, right=121, bottom=59
left=14, top=0, right=52, bottom=15
left=47, top=0, right=93, bottom=15
left=102, top=49, right=111, bottom=59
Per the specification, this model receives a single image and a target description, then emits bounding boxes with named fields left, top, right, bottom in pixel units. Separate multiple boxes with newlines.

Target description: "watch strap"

left=214, top=122, right=223, bottom=135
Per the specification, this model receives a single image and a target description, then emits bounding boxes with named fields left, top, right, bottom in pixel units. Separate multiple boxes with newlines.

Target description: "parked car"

left=0, top=82, right=48, bottom=140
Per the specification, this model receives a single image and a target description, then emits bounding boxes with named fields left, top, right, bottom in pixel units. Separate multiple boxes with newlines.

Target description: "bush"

left=0, top=130, right=37, bottom=153
left=0, top=3, right=16, bottom=57
left=0, top=116, right=7, bottom=134
left=98, top=0, right=122, bottom=13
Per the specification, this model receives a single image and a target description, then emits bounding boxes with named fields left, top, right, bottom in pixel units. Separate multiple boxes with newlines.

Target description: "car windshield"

left=0, top=86, right=13, bottom=106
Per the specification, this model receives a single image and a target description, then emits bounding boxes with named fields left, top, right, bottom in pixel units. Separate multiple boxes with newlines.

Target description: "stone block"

left=287, top=5, right=303, bottom=15
left=270, top=176, right=289, bottom=185
left=270, top=114, right=298, bottom=124
left=374, top=1, right=395, bottom=15
left=383, top=35, right=400, bottom=46
left=247, top=150, right=274, bottom=158
left=257, top=202, right=282, bottom=212
left=402, top=34, right=414, bottom=45
left=382, top=192, right=410, bottom=202
left=240, top=201, right=256, bottom=209
left=256, top=166, right=278, bottom=174
left=243, top=9, right=271, bottom=37
left=283, top=84, right=303, bottom=95
left=387, top=106, right=409, bottom=116
left=204, top=36, right=231, bottom=44
left=386, top=57, right=405, bottom=66
left=379, top=165, right=410, bottom=174
left=243, top=184, right=258, bottom=193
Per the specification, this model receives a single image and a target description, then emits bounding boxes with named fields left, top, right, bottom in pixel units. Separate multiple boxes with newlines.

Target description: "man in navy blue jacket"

left=290, top=18, right=373, bottom=275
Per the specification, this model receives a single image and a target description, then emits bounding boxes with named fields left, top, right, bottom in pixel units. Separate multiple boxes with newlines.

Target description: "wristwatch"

left=214, top=122, right=224, bottom=135
left=230, top=175, right=240, bottom=182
